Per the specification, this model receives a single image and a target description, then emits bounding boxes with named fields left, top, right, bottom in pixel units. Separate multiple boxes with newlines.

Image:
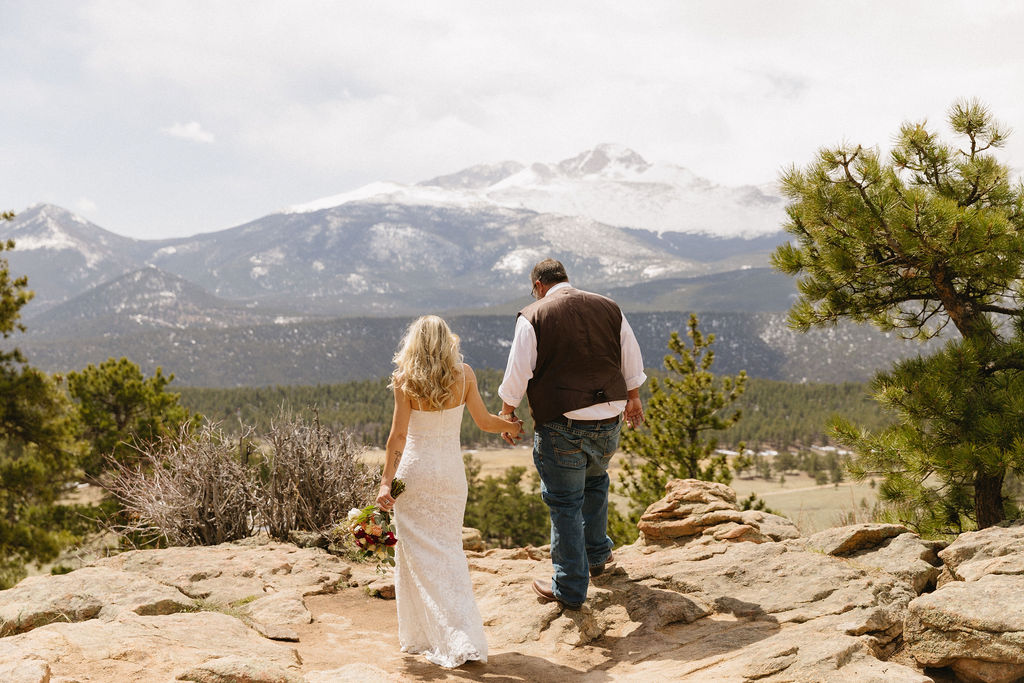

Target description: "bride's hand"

left=499, top=414, right=523, bottom=444
left=376, top=484, right=395, bottom=511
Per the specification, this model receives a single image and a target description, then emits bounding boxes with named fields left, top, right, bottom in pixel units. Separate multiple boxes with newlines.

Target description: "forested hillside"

left=178, top=370, right=893, bottom=450
left=20, top=311, right=944, bottom=387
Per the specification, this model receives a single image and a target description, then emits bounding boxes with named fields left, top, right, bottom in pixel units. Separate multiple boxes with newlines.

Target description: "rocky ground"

left=2, top=479, right=1023, bottom=682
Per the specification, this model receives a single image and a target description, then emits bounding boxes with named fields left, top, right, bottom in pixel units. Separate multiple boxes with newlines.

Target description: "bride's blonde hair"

left=390, top=315, right=463, bottom=409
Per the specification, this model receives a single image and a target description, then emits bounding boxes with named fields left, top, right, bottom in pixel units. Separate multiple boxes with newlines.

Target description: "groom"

left=498, top=258, right=646, bottom=609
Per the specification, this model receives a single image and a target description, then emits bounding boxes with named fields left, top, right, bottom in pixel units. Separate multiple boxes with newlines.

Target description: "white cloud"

left=78, top=1, right=1024, bottom=185
left=161, top=121, right=215, bottom=144
left=75, top=197, right=98, bottom=213
left=4, top=1, right=1024, bottom=237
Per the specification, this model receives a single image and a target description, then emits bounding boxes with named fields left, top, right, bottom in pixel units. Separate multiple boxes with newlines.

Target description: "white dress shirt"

left=497, top=282, right=647, bottom=420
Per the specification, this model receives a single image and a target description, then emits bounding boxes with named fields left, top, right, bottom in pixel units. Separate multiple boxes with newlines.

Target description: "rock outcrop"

left=904, top=519, right=1024, bottom=683
left=637, top=479, right=800, bottom=544
left=2, top=479, right=1024, bottom=681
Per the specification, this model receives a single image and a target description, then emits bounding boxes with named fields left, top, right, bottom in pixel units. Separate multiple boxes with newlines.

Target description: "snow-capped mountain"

left=26, top=266, right=295, bottom=340
left=288, top=144, right=785, bottom=238
left=143, top=202, right=716, bottom=315
left=0, top=204, right=148, bottom=309
left=3, top=145, right=791, bottom=325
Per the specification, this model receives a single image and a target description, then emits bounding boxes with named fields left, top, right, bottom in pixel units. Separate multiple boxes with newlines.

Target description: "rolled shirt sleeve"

left=620, top=313, right=647, bottom=391
left=497, top=315, right=536, bottom=408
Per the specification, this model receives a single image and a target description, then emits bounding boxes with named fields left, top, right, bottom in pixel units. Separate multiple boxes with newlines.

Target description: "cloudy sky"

left=3, top=1, right=1023, bottom=239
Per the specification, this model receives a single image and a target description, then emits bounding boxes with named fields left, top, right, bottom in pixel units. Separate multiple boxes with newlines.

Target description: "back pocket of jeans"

left=551, top=433, right=585, bottom=468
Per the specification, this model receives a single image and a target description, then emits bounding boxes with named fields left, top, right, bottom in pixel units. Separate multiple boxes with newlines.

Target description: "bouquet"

left=346, top=478, right=405, bottom=573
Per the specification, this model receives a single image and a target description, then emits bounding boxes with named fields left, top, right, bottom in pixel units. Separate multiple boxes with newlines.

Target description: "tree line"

left=176, top=372, right=892, bottom=451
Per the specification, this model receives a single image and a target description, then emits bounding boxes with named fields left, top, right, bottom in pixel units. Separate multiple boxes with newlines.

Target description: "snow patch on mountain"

left=284, top=145, right=784, bottom=238
left=493, top=249, right=547, bottom=275
left=288, top=182, right=490, bottom=213
left=249, top=247, right=286, bottom=266
left=419, top=160, right=525, bottom=189
left=8, top=205, right=107, bottom=266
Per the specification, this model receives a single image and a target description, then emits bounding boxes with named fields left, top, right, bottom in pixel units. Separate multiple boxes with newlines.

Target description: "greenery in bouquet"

left=345, top=478, right=404, bottom=573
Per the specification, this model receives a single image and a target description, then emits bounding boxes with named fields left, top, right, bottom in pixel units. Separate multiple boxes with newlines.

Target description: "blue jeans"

left=533, top=417, right=621, bottom=608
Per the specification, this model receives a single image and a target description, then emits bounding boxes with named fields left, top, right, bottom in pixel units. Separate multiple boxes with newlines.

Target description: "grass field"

left=363, top=446, right=879, bottom=535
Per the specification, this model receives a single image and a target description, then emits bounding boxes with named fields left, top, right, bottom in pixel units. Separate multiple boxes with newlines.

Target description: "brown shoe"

left=532, top=579, right=582, bottom=609
left=590, top=551, right=614, bottom=578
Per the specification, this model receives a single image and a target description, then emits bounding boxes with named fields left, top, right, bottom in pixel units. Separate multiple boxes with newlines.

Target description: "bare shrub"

left=258, top=409, right=376, bottom=541
left=104, top=422, right=258, bottom=546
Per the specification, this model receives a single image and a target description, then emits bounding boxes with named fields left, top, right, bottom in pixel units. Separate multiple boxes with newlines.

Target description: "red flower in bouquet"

left=346, top=478, right=405, bottom=573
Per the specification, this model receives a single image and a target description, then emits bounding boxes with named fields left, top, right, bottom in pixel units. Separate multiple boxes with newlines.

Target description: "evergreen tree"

left=611, top=314, right=748, bottom=541
left=67, top=357, right=195, bottom=476
left=772, top=99, right=1024, bottom=530
left=833, top=337, right=1024, bottom=534
left=0, top=231, right=81, bottom=588
left=463, top=454, right=549, bottom=547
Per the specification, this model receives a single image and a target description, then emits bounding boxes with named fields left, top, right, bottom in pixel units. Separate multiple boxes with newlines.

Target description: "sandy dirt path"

left=296, top=590, right=603, bottom=681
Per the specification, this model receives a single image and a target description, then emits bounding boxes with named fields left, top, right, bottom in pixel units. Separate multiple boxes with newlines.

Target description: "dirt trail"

left=297, top=591, right=600, bottom=681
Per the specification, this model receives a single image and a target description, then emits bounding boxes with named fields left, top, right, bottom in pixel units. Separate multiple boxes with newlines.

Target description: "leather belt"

left=550, top=415, right=620, bottom=427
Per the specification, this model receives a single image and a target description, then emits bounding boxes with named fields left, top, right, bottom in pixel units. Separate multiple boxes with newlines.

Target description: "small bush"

left=102, top=411, right=385, bottom=548
left=258, top=410, right=377, bottom=541
left=104, top=422, right=258, bottom=546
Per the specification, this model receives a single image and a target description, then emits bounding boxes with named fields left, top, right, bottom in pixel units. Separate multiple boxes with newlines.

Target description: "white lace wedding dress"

left=393, top=400, right=488, bottom=668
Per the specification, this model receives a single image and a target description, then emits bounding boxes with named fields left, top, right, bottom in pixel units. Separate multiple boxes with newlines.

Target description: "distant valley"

left=17, top=311, right=940, bottom=387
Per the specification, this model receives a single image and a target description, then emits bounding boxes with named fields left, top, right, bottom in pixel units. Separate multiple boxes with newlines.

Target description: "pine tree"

left=0, top=229, right=81, bottom=588
left=772, top=99, right=1024, bottom=530
left=67, top=357, right=195, bottom=477
left=611, top=314, right=747, bottom=540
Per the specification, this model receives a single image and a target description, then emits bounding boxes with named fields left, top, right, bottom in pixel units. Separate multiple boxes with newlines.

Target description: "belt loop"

left=566, top=417, right=573, bottom=428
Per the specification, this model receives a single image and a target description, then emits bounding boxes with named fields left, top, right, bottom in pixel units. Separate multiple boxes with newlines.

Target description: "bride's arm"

left=463, top=364, right=523, bottom=436
left=377, top=385, right=411, bottom=511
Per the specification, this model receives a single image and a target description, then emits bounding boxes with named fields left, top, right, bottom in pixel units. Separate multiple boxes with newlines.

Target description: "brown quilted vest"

left=519, top=286, right=627, bottom=425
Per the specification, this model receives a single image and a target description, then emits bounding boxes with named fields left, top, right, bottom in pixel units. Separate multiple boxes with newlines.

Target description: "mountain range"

left=0, top=144, right=934, bottom=386
left=4, top=145, right=790, bottom=320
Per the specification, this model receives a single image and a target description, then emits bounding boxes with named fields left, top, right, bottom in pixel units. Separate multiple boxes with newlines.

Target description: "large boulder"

left=176, top=654, right=306, bottom=682
left=906, top=573, right=1024, bottom=683
left=905, top=520, right=1024, bottom=682
left=637, top=478, right=800, bottom=544
left=92, top=539, right=351, bottom=604
left=0, top=538, right=354, bottom=680
left=938, top=518, right=1024, bottom=583
left=0, top=567, right=190, bottom=636
left=462, top=526, right=485, bottom=552
left=467, top=528, right=932, bottom=680
left=0, top=611, right=302, bottom=682
left=804, top=525, right=943, bottom=594
left=806, top=522, right=910, bottom=556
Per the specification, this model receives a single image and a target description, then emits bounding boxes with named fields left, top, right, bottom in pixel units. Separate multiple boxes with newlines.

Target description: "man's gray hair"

left=530, top=258, right=569, bottom=285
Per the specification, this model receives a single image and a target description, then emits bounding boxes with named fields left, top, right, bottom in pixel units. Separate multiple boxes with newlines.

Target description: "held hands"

left=499, top=412, right=524, bottom=446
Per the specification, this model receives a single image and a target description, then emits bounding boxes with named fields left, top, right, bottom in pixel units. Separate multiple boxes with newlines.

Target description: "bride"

left=376, top=315, right=522, bottom=668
